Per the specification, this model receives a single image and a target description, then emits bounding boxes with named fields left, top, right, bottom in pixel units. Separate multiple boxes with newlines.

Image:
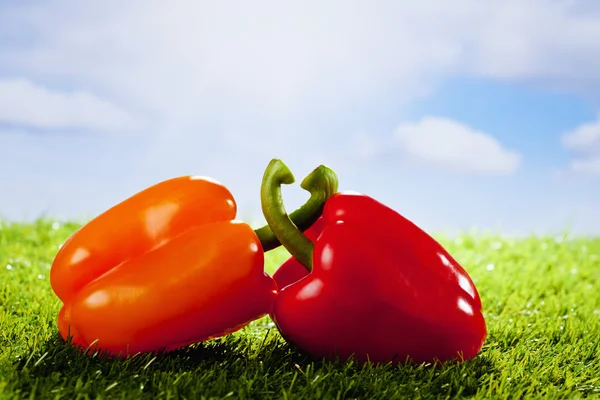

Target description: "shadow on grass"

left=14, top=331, right=312, bottom=376
left=16, top=334, right=241, bottom=372
left=12, top=331, right=498, bottom=399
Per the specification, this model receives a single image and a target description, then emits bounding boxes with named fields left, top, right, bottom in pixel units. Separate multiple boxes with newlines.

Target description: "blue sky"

left=1, top=1, right=600, bottom=236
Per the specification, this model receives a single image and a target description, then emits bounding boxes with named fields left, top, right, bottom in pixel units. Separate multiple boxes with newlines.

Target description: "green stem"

left=259, top=159, right=338, bottom=271
left=254, top=161, right=338, bottom=252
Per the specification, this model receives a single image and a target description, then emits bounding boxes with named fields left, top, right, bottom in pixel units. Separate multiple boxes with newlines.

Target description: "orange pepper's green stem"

left=260, top=159, right=338, bottom=271
left=255, top=161, right=338, bottom=252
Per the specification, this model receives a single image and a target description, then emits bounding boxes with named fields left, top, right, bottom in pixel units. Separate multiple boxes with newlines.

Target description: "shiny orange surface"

left=50, top=176, right=277, bottom=356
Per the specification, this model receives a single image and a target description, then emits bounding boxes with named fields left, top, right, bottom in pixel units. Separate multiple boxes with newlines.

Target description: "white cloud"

left=0, top=1, right=469, bottom=122
left=570, top=158, right=600, bottom=174
left=0, top=78, right=137, bottom=131
left=455, top=1, right=600, bottom=96
left=561, top=117, right=600, bottom=174
left=395, top=117, right=521, bottom=174
left=1, top=0, right=599, bottom=128
left=562, top=118, right=600, bottom=154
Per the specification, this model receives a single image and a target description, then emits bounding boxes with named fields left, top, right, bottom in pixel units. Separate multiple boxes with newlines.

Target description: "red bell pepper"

left=261, top=160, right=487, bottom=365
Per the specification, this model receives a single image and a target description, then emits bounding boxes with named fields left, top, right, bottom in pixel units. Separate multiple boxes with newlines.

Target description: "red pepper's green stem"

left=259, top=159, right=338, bottom=271
left=255, top=160, right=338, bottom=252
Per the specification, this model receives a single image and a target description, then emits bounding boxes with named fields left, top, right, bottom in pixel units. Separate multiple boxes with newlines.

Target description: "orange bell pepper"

left=50, top=165, right=338, bottom=357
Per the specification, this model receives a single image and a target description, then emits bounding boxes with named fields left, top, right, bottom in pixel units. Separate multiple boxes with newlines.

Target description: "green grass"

left=1, top=219, right=599, bottom=399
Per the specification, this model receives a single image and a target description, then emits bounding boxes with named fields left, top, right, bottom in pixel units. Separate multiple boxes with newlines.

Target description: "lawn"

left=1, top=219, right=599, bottom=399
